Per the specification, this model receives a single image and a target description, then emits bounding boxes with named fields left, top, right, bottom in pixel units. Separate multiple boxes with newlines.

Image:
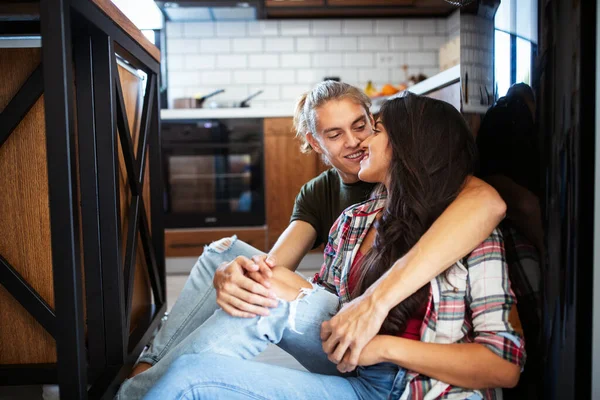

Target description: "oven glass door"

left=162, top=119, right=265, bottom=228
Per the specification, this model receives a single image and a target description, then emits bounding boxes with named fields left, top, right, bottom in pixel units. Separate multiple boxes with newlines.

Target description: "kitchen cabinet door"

left=266, top=0, right=324, bottom=7
left=327, top=0, right=415, bottom=6
left=264, top=118, right=323, bottom=249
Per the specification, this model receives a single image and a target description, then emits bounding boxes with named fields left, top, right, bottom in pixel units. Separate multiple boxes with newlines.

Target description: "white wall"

left=166, top=18, right=450, bottom=109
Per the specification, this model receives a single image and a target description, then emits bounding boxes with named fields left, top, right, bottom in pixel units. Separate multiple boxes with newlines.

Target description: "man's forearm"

left=267, top=221, right=318, bottom=271
left=367, top=176, right=506, bottom=310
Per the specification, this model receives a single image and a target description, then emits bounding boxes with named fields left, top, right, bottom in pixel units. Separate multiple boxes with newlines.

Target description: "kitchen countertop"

left=160, top=65, right=461, bottom=120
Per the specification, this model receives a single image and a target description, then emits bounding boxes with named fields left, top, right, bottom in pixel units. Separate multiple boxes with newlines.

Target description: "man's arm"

left=321, top=176, right=507, bottom=372
left=214, top=221, right=317, bottom=318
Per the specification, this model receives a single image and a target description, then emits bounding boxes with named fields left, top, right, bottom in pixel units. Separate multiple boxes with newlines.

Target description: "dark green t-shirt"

left=290, top=168, right=377, bottom=248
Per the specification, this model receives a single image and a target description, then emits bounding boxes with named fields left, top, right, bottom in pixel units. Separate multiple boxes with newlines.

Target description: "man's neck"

left=337, top=170, right=360, bottom=185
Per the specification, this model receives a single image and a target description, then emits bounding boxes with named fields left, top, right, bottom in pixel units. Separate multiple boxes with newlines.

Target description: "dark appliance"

left=161, top=118, right=265, bottom=228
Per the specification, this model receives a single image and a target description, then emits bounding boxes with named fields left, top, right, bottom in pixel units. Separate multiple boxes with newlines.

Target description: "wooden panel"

left=264, top=118, right=322, bottom=249
left=266, top=0, right=324, bottom=7
left=91, top=0, right=160, bottom=62
left=116, top=64, right=153, bottom=333
left=327, top=0, right=414, bottom=6
left=0, top=48, right=56, bottom=364
left=165, top=228, right=268, bottom=258
left=264, top=116, right=295, bottom=137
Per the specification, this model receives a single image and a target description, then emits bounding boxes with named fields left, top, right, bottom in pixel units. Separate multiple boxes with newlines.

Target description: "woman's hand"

left=320, top=293, right=388, bottom=373
left=213, top=255, right=278, bottom=318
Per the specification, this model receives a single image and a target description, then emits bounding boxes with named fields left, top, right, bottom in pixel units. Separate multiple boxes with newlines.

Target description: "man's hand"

left=213, top=255, right=278, bottom=318
left=320, top=293, right=388, bottom=373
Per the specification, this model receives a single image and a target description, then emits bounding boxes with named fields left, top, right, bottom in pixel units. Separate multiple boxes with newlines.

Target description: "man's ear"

left=306, top=133, right=322, bottom=154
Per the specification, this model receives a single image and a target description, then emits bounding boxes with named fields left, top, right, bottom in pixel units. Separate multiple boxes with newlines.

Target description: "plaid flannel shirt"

left=316, top=195, right=527, bottom=400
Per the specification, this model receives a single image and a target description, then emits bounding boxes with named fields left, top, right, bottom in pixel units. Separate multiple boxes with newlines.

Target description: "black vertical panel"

left=39, top=0, right=88, bottom=398
left=149, top=73, right=166, bottom=305
left=91, top=33, right=126, bottom=365
left=73, top=28, right=107, bottom=370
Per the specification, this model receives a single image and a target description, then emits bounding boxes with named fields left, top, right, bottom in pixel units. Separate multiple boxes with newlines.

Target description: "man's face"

left=307, top=99, right=374, bottom=184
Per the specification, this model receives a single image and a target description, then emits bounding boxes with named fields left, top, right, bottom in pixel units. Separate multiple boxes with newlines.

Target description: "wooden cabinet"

left=265, top=0, right=455, bottom=17
left=165, top=227, right=267, bottom=257
left=264, top=117, right=325, bottom=250
left=266, top=0, right=324, bottom=6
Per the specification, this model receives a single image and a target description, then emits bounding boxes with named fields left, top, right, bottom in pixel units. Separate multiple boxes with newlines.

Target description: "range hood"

left=156, top=1, right=264, bottom=21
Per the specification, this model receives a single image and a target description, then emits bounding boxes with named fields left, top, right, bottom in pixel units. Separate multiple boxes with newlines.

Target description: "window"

left=494, top=0, right=537, bottom=99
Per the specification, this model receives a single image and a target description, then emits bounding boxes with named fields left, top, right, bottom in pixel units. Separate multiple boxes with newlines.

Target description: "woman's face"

left=358, top=119, right=392, bottom=184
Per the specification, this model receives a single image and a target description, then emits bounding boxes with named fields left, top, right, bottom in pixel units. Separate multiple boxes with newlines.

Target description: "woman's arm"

left=322, top=176, right=507, bottom=371
left=362, top=336, right=520, bottom=389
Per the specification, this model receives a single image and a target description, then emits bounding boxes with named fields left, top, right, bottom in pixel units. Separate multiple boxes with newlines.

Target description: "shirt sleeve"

left=317, top=213, right=343, bottom=287
left=466, top=228, right=527, bottom=369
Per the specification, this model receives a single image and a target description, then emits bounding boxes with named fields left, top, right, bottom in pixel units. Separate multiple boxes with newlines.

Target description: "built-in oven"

left=161, top=118, right=265, bottom=228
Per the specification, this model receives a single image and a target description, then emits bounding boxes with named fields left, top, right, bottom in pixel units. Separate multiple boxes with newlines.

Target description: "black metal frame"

left=0, top=1, right=166, bottom=398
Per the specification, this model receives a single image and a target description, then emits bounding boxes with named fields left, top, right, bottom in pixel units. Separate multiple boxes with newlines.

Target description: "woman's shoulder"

left=462, top=228, right=505, bottom=269
left=341, top=194, right=386, bottom=218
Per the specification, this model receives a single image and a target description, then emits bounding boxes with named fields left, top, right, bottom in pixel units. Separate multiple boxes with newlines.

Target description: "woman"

left=121, top=94, right=525, bottom=400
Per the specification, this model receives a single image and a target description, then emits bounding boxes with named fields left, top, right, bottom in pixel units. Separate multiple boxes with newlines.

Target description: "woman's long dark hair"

left=352, top=93, right=478, bottom=336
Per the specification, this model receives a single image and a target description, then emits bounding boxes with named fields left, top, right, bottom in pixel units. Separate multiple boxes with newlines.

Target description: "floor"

left=0, top=265, right=320, bottom=399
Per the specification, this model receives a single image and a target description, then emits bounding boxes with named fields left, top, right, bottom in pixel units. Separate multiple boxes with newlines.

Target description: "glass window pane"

left=516, top=0, right=537, bottom=43
left=494, top=0, right=512, bottom=32
left=495, top=30, right=511, bottom=98
left=516, top=38, right=532, bottom=86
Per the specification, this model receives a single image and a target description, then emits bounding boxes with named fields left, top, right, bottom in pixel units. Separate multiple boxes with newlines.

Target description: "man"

left=130, top=81, right=506, bottom=378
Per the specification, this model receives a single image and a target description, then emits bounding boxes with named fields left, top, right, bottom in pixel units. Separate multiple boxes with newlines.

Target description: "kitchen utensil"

left=239, top=90, right=263, bottom=108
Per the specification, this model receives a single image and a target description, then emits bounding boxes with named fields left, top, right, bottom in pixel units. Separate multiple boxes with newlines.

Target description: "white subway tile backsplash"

left=167, top=23, right=183, bottom=38
left=281, top=85, right=311, bottom=100
left=216, top=22, right=247, bottom=37
left=405, top=19, right=437, bottom=34
left=184, top=54, right=216, bottom=70
left=359, top=68, right=390, bottom=84
left=249, top=54, right=280, bottom=68
left=376, top=52, right=405, bottom=68
left=280, top=20, right=310, bottom=36
left=297, top=69, right=328, bottom=84
left=200, top=71, right=232, bottom=85
left=183, top=22, right=215, bottom=38
left=422, top=36, right=447, bottom=50
left=420, top=67, right=441, bottom=77
left=390, top=36, right=420, bottom=51
left=344, top=53, right=374, bottom=67
left=265, top=38, right=295, bottom=52
left=312, top=52, right=343, bottom=67
left=436, top=19, right=447, bottom=35
left=312, top=20, right=342, bottom=36
left=169, top=71, right=200, bottom=86
left=233, top=70, right=264, bottom=84
left=406, top=51, right=438, bottom=66
left=166, top=17, right=444, bottom=109
left=168, top=55, right=184, bottom=71
left=359, top=36, right=388, bottom=51
left=248, top=21, right=279, bottom=36
left=250, top=86, right=280, bottom=101
left=281, top=53, right=311, bottom=68
left=375, top=20, right=405, bottom=34
left=328, top=68, right=358, bottom=83
left=343, top=20, right=373, bottom=35
left=217, top=54, right=248, bottom=69
left=265, top=69, right=296, bottom=84
left=200, top=38, right=231, bottom=53
left=327, top=36, right=358, bottom=51
left=167, top=39, right=200, bottom=54
left=263, top=100, right=297, bottom=109
left=297, top=37, right=327, bottom=52
left=232, top=38, right=263, bottom=53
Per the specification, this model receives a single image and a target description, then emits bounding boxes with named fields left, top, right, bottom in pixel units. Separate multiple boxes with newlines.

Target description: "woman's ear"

left=306, top=133, right=323, bottom=154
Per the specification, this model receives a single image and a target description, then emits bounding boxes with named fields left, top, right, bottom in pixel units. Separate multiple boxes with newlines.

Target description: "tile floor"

left=0, top=268, right=319, bottom=399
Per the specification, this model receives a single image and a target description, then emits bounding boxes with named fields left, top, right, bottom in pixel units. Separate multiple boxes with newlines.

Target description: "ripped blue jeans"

left=118, top=280, right=407, bottom=399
